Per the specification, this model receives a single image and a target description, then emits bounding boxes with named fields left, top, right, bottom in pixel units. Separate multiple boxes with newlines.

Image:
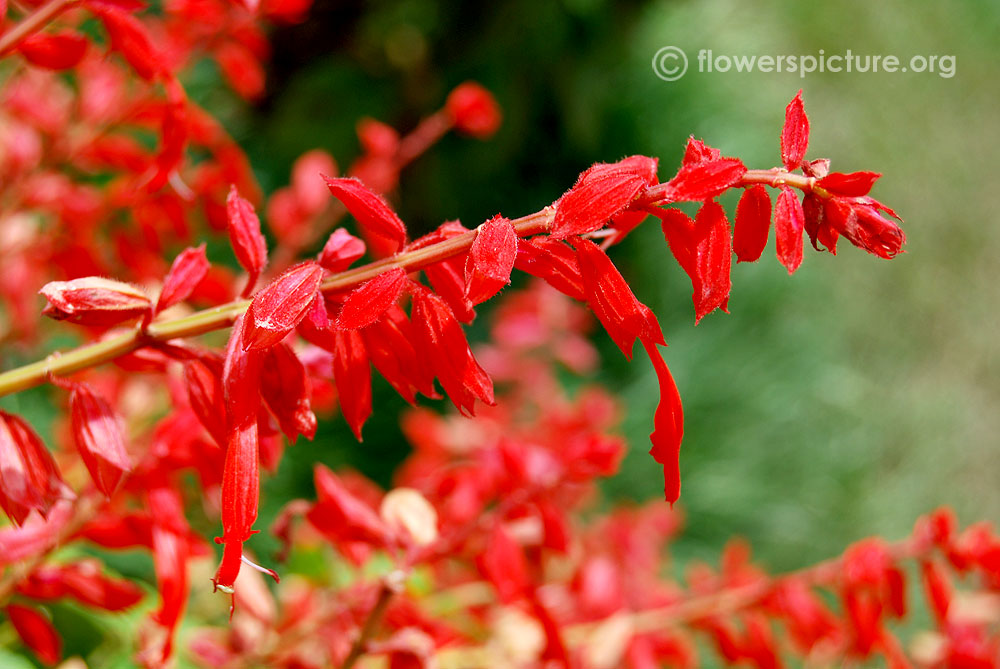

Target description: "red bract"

left=40, top=277, right=151, bottom=326
left=445, top=82, right=502, bottom=139
left=410, top=287, right=494, bottom=415
left=0, top=412, right=68, bottom=525
left=780, top=90, right=809, bottom=171
left=332, top=329, right=373, bottom=440
left=6, top=603, right=61, bottom=665
left=733, top=185, right=773, bottom=263
left=156, top=243, right=210, bottom=314
left=465, top=215, right=518, bottom=305
left=551, top=156, right=658, bottom=238
left=17, top=31, right=88, bottom=70
left=242, top=261, right=325, bottom=350
left=658, top=202, right=732, bottom=323
left=642, top=340, right=684, bottom=505
left=337, top=267, right=409, bottom=329
left=226, top=185, right=269, bottom=297
left=319, top=228, right=366, bottom=272
left=324, top=176, right=407, bottom=253
left=655, top=156, right=746, bottom=204
left=818, top=171, right=881, bottom=197
left=774, top=186, right=805, bottom=274
left=69, top=383, right=131, bottom=496
left=573, top=237, right=663, bottom=358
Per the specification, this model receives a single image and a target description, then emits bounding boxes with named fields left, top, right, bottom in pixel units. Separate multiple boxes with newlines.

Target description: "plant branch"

left=340, top=570, right=406, bottom=669
left=0, top=0, right=77, bottom=55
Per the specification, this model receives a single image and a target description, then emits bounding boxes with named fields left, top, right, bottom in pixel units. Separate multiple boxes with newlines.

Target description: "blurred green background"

left=218, top=0, right=1000, bottom=572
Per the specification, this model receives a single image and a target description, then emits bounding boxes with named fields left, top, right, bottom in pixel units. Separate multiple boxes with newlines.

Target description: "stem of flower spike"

left=0, top=0, right=78, bottom=55
left=340, top=570, right=407, bottom=669
left=0, top=209, right=554, bottom=398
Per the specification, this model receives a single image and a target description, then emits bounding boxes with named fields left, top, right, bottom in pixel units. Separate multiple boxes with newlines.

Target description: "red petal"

left=818, top=171, right=881, bottom=197
left=0, top=412, right=67, bottom=526
left=780, top=90, right=810, bottom=171
left=733, top=185, right=772, bottom=263
left=94, top=6, right=163, bottom=81
left=318, top=228, right=366, bottom=272
left=17, top=31, right=88, bottom=70
left=411, top=288, right=494, bottom=415
left=323, top=176, right=407, bottom=253
left=305, top=465, right=391, bottom=546
left=156, top=244, right=209, bottom=314
left=656, top=158, right=746, bottom=204
left=465, top=215, right=517, bottom=305
left=551, top=155, right=658, bottom=238
left=514, top=237, right=585, bottom=301
left=226, top=185, right=268, bottom=296
left=6, top=604, right=61, bottom=665
left=243, top=262, right=325, bottom=350
left=775, top=187, right=805, bottom=274
left=336, top=267, right=409, bottom=330
left=476, top=524, right=529, bottom=603
left=574, top=237, right=664, bottom=357
left=69, top=383, right=131, bottom=496
left=332, top=329, right=372, bottom=440
left=642, top=342, right=683, bottom=505
left=260, top=343, right=317, bottom=442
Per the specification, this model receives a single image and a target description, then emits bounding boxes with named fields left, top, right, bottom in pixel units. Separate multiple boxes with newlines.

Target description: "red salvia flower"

left=361, top=304, right=437, bottom=404
left=40, top=277, right=151, bottom=326
left=148, top=486, right=191, bottom=665
left=337, top=267, right=409, bottom=330
left=305, top=465, right=392, bottom=546
left=551, top=155, right=658, bottom=238
left=774, top=186, right=805, bottom=274
left=319, top=228, right=366, bottom=272
left=780, top=90, right=810, bottom=171
left=6, top=604, right=61, bottom=665
left=332, top=329, right=373, bottom=440
left=260, top=343, right=317, bottom=442
left=324, top=176, right=407, bottom=253
left=657, top=202, right=733, bottom=323
left=226, top=184, right=269, bottom=297
left=733, top=184, right=773, bottom=263
left=242, top=261, right=325, bottom=350
left=573, top=237, right=664, bottom=358
left=0, top=411, right=68, bottom=525
left=514, top=237, right=585, bottom=301
left=818, top=171, right=881, bottom=197
left=156, top=243, right=209, bottom=315
left=642, top=340, right=684, bottom=505
left=465, top=215, right=518, bottom=305
left=17, top=31, right=88, bottom=70
left=410, top=287, right=494, bottom=416
left=68, top=383, right=131, bottom=496
left=445, top=82, right=502, bottom=139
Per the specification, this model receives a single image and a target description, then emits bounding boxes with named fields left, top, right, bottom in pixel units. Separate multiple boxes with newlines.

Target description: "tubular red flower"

left=465, top=215, right=518, bottom=305
left=657, top=202, right=732, bottom=323
left=642, top=340, right=684, bottom=505
left=514, top=237, right=585, bottom=301
left=818, top=171, right=881, bottom=197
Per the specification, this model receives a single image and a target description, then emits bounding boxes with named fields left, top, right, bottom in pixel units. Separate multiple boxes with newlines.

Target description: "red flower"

left=17, top=31, right=88, bottom=71
left=445, top=82, right=502, bottom=139
left=643, top=340, right=684, bottom=505
left=0, top=412, right=68, bottom=526
left=319, top=228, right=366, bottom=272
left=551, top=156, right=658, bottom=238
left=733, top=184, right=773, bottom=263
left=332, top=329, right=373, bottom=440
left=658, top=201, right=732, bottom=322
left=780, top=90, right=809, bottom=171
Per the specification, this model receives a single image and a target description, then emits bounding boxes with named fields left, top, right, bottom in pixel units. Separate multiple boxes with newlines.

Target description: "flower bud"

left=40, top=277, right=151, bottom=326
left=445, top=82, right=502, bottom=139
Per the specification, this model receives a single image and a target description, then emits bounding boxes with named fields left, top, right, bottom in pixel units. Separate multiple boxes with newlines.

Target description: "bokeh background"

left=210, top=0, right=999, bottom=572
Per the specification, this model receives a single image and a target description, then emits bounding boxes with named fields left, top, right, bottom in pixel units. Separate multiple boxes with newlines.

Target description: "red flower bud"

left=774, top=186, right=805, bottom=274
left=445, top=82, right=502, bottom=139
left=318, top=228, right=366, bottom=273
left=17, top=31, right=88, bottom=70
left=324, top=176, right=407, bottom=253
left=6, top=604, right=61, bottom=665
left=40, top=277, right=151, bottom=326
left=551, top=156, right=658, bottom=239
left=336, top=267, right=409, bottom=330
left=156, top=243, right=209, bottom=314
left=781, top=90, right=810, bottom=171
left=655, top=157, right=746, bottom=204
left=226, top=185, right=269, bottom=297
left=0, top=412, right=69, bottom=526
left=465, top=215, right=517, bottom=305
left=733, top=184, right=773, bottom=263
